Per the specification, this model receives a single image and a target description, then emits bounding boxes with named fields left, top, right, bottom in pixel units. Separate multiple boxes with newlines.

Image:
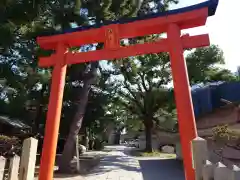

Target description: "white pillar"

left=9, top=155, right=20, bottom=180
left=214, top=162, right=230, bottom=180
left=191, top=137, right=208, bottom=180
left=0, top=156, right=6, bottom=180
left=19, top=137, right=38, bottom=180
left=230, top=165, right=240, bottom=180
left=202, top=160, right=214, bottom=180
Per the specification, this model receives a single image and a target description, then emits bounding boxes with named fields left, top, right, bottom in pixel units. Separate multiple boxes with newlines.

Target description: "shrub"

left=0, top=135, right=21, bottom=157
left=212, top=124, right=240, bottom=143
left=93, top=138, right=104, bottom=150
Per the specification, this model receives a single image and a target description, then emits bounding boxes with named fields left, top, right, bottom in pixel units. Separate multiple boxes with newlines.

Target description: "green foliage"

left=130, top=149, right=176, bottom=158
left=0, top=0, right=238, bottom=154
left=186, top=45, right=238, bottom=84
left=237, top=66, right=240, bottom=79
left=0, top=135, right=21, bottom=157
left=212, top=124, right=240, bottom=142
left=111, top=52, right=177, bottom=133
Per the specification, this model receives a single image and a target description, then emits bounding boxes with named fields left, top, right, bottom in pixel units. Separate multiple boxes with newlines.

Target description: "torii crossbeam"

left=36, top=1, right=219, bottom=180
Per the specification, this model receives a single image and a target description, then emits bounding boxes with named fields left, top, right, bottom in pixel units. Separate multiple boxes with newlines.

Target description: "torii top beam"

left=37, top=0, right=218, bottom=67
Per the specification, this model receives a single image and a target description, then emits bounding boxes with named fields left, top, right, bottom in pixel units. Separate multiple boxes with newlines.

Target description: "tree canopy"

left=0, top=0, right=239, bottom=172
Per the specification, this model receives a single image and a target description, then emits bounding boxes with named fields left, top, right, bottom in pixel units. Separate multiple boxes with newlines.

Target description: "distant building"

left=0, top=115, right=31, bottom=136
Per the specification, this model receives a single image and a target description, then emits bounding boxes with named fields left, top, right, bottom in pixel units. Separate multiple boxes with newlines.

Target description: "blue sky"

left=171, top=0, right=240, bottom=72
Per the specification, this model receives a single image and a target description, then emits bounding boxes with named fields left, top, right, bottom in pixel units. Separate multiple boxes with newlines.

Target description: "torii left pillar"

left=38, top=44, right=67, bottom=180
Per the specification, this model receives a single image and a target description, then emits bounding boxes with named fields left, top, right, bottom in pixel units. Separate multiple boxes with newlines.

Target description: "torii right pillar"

left=167, top=1, right=219, bottom=179
left=168, top=23, right=197, bottom=179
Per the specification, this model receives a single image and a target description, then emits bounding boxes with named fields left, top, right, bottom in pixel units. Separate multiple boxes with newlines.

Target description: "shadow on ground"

left=85, top=149, right=185, bottom=180
left=86, top=155, right=141, bottom=176
left=34, top=167, right=81, bottom=179
left=34, top=154, right=101, bottom=178
left=139, top=159, right=185, bottom=180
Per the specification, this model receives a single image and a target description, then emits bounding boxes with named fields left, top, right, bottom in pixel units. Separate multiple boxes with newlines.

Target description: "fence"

left=0, top=138, right=38, bottom=180
left=191, top=137, right=240, bottom=180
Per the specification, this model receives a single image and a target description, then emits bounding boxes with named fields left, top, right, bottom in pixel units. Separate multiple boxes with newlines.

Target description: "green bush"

left=93, top=138, right=104, bottom=150
left=212, top=124, right=240, bottom=143
left=0, top=135, right=21, bottom=157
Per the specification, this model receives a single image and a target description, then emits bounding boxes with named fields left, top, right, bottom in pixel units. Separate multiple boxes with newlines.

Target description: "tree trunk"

left=33, top=83, right=47, bottom=134
left=58, top=62, right=98, bottom=173
left=83, top=127, right=89, bottom=149
left=144, top=119, right=153, bottom=152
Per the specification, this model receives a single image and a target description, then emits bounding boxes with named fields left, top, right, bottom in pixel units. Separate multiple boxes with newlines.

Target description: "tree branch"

left=157, top=63, right=171, bottom=88
left=125, top=0, right=144, bottom=17
left=102, top=0, right=112, bottom=13
left=138, top=72, right=148, bottom=92
left=136, top=83, right=144, bottom=94
left=74, top=0, right=82, bottom=15
left=118, top=99, right=144, bottom=119
left=122, top=80, right=145, bottom=114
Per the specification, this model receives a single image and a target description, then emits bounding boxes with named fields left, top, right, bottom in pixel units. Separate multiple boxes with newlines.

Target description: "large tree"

left=111, top=52, right=176, bottom=152
left=186, top=45, right=238, bottom=84
left=0, top=0, right=58, bottom=132
left=58, top=0, right=178, bottom=172
left=0, top=37, right=51, bottom=132
left=111, top=44, right=238, bottom=152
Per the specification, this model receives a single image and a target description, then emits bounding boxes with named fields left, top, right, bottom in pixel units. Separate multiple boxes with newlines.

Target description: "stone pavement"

left=83, top=145, right=185, bottom=180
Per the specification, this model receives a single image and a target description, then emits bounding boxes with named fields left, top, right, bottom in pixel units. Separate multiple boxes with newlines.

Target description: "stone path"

left=83, top=145, right=185, bottom=180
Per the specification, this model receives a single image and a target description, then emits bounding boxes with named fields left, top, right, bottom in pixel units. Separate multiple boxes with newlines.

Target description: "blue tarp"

left=192, top=87, right=213, bottom=117
left=191, top=82, right=240, bottom=117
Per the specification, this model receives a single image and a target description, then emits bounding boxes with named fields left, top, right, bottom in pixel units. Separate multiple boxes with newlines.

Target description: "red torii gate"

left=36, top=1, right=218, bottom=180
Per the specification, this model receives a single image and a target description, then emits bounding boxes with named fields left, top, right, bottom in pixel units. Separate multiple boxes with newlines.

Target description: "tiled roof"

left=0, top=115, right=30, bottom=129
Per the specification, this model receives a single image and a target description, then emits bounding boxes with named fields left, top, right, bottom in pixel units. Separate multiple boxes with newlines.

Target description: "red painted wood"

left=168, top=23, right=197, bottom=180
left=119, top=8, right=208, bottom=39
left=37, top=5, right=212, bottom=180
left=105, top=24, right=120, bottom=50
left=38, top=44, right=67, bottom=180
left=181, top=34, right=209, bottom=48
left=37, top=8, right=208, bottom=50
left=38, top=34, right=209, bottom=67
left=37, top=28, right=105, bottom=50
